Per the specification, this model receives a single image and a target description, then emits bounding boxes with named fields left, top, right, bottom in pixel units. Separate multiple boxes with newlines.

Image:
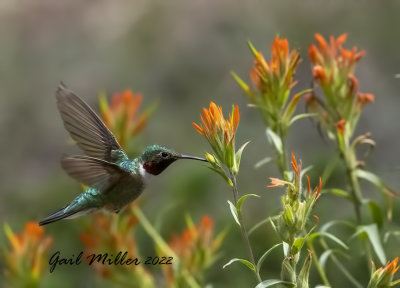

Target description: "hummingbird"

left=38, top=83, right=207, bottom=226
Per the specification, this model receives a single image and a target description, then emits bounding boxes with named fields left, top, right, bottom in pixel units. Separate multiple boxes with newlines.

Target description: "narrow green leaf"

left=266, top=128, right=283, bottom=154
left=231, top=72, right=251, bottom=94
left=236, top=194, right=260, bottom=213
left=320, top=220, right=355, bottom=233
left=356, top=169, right=397, bottom=197
left=289, top=113, right=317, bottom=126
left=249, top=215, right=280, bottom=236
left=330, top=254, right=363, bottom=288
left=291, top=237, right=305, bottom=255
left=282, top=89, right=312, bottom=125
left=247, top=40, right=258, bottom=56
left=255, top=280, right=295, bottom=288
left=323, top=188, right=351, bottom=200
left=319, top=249, right=350, bottom=269
left=256, top=243, right=282, bottom=274
left=223, top=258, right=255, bottom=271
left=282, top=241, right=290, bottom=257
left=227, top=200, right=240, bottom=226
left=207, top=167, right=232, bottom=186
left=235, top=141, right=250, bottom=172
left=356, top=224, right=386, bottom=265
left=309, top=232, right=349, bottom=250
left=254, top=156, right=273, bottom=169
left=362, top=199, right=384, bottom=230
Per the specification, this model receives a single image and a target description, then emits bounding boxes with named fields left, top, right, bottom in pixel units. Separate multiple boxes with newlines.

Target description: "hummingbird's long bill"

left=179, top=155, right=208, bottom=162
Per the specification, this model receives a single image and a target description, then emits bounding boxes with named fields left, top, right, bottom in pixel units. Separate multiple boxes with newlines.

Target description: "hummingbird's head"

left=140, top=145, right=207, bottom=175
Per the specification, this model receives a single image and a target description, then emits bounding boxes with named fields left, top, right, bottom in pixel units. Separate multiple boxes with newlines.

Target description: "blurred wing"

left=56, top=83, right=123, bottom=162
left=61, top=155, right=134, bottom=189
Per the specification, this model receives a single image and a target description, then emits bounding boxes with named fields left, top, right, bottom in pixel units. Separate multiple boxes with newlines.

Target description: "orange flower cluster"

left=308, top=33, right=374, bottom=137
left=267, top=154, right=321, bottom=242
left=4, top=222, right=52, bottom=285
left=250, top=37, right=300, bottom=95
left=163, top=216, right=224, bottom=286
left=99, top=89, right=154, bottom=151
left=80, top=211, right=153, bottom=286
left=193, top=102, right=240, bottom=170
left=368, top=257, right=400, bottom=287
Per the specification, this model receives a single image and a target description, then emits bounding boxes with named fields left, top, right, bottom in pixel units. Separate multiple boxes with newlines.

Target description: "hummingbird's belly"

left=104, top=182, right=144, bottom=212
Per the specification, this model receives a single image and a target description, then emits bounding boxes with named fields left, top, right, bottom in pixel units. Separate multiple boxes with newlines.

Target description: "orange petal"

left=315, top=33, right=328, bottom=51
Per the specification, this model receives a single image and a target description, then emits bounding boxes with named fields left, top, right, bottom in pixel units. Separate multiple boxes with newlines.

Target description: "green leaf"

left=362, top=199, right=384, bottom=230
left=309, top=232, right=349, bottom=250
left=235, top=141, right=250, bottom=173
left=249, top=215, right=280, bottom=236
left=254, top=156, right=273, bottom=169
left=227, top=200, right=240, bottom=226
left=319, top=249, right=350, bottom=269
left=266, top=128, right=283, bottom=155
left=282, top=241, right=290, bottom=257
left=236, top=194, right=260, bottom=214
left=323, top=188, right=351, bottom=200
left=207, top=167, right=232, bottom=186
left=320, top=249, right=363, bottom=288
left=282, top=89, right=312, bottom=125
left=356, top=169, right=397, bottom=197
left=231, top=72, right=253, bottom=97
left=247, top=40, right=258, bottom=56
left=255, top=280, right=295, bottom=288
left=320, top=220, right=355, bottom=233
left=289, top=113, right=317, bottom=126
left=384, top=230, right=400, bottom=243
left=291, top=237, right=305, bottom=255
left=355, top=224, right=386, bottom=265
left=223, top=258, right=255, bottom=271
left=256, top=243, right=282, bottom=274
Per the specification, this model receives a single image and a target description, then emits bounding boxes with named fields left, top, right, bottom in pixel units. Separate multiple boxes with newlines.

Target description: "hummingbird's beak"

left=179, top=154, right=208, bottom=162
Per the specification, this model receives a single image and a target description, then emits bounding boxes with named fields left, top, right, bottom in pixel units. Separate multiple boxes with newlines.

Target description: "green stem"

left=277, top=125, right=289, bottom=180
left=230, top=172, right=262, bottom=283
left=343, top=146, right=363, bottom=223
left=132, top=206, right=201, bottom=288
left=305, top=231, right=331, bottom=286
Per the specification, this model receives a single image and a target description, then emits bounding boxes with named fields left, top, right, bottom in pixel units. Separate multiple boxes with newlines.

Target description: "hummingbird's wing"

left=56, top=83, right=125, bottom=163
left=61, top=155, right=136, bottom=189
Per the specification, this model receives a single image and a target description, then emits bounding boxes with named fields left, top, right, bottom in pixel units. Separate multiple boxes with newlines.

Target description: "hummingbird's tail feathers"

left=38, top=207, right=75, bottom=226
left=38, top=207, right=94, bottom=226
left=56, top=83, right=123, bottom=162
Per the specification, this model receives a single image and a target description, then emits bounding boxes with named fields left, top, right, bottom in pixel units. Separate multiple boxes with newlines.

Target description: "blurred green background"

left=1, top=1, right=400, bottom=287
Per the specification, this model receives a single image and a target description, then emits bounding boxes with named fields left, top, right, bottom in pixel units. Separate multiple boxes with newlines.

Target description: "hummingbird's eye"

left=161, top=152, right=169, bottom=158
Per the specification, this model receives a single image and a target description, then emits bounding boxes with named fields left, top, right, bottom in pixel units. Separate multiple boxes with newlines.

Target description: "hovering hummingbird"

left=39, top=83, right=207, bottom=226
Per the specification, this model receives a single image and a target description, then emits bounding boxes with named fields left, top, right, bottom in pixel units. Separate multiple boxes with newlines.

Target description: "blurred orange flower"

left=162, top=215, right=224, bottom=286
left=308, top=33, right=374, bottom=136
left=99, top=89, right=155, bottom=151
left=368, top=257, right=400, bottom=288
left=4, top=222, right=52, bottom=286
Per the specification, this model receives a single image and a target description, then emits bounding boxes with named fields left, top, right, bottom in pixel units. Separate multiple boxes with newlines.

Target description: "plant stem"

left=132, top=206, right=201, bottom=288
left=305, top=232, right=331, bottom=286
left=343, top=145, right=363, bottom=223
left=230, top=172, right=262, bottom=283
left=277, top=126, right=289, bottom=180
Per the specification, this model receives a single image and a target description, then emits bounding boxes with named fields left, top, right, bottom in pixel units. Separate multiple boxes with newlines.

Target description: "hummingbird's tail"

left=38, top=207, right=93, bottom=226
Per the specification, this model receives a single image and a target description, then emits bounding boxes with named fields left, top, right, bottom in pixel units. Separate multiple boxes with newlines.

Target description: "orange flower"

left=368, top=257, right=400, bottom=287
left=249, top=37, right=300, bottom=93
left=193, top=102, right=240, bottom=168
left=164, top=215, right=223, bottom=285
left=336, top=119, right=346, bottom=134
left=99, top=89, right=154, bottom=150
left=357, top=93, right=375, bottom=107
left=4, top=222, right=52, bottom=285
left=267, top=177, right=291, bottom=188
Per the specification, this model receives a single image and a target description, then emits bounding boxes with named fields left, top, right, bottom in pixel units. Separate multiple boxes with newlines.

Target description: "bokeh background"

left=1, top=1, right=400, bottom=287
